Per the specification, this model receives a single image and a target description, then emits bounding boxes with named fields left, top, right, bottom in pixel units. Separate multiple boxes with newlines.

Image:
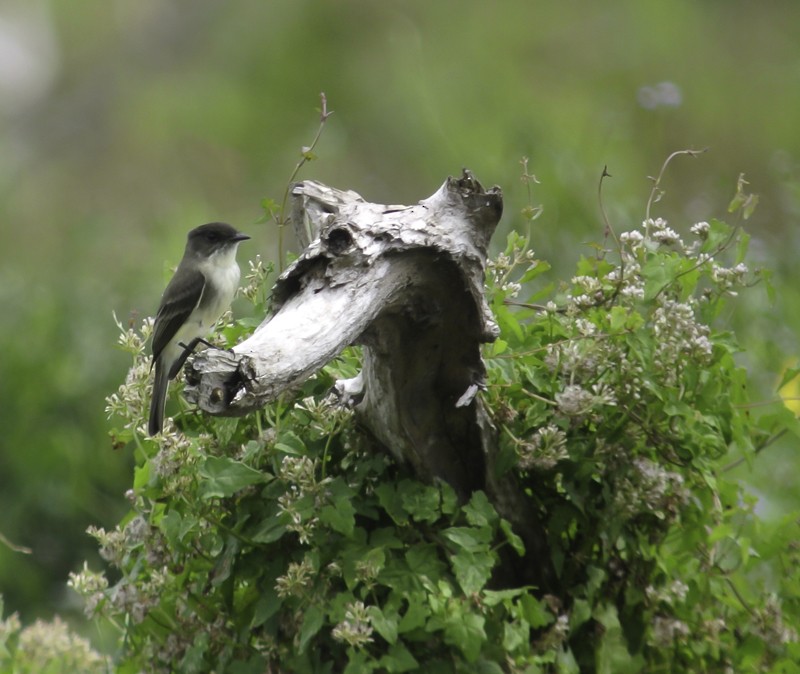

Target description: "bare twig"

left=0, top=530, right=32, bottom=554
left=276, top=92, right=333, bottom=270
left=644, top=148, right=708, bottom=231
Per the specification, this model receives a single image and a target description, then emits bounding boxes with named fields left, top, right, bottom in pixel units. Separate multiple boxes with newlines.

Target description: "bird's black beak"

left=232, top=232, right=251, bottom=242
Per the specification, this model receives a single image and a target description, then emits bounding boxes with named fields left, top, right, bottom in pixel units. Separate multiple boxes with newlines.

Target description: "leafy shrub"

left=73, top=167, right=800, bottom=672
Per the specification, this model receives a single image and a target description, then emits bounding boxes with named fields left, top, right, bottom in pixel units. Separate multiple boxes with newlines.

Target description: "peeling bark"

left=184, top=170, right=552, bottom=587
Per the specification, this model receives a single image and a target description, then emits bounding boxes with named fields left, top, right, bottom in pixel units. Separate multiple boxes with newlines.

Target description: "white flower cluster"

left=517, top=424, right=568, bottom=471
left=331, top=601, right=374, bottom=649
left=150, top=431, right=202, bottom=497
left=77, top=519, right=171, bottom=624
left=545, top=341, right=600, bottom=382
left=67, top=562, right=109, bottom=618
left=105, top=354, right=151, bottom=429
left=690, top=221, right=710, bottom=238
left=652, top=298, right=713, bottom=385
left=486, top=242, right=537, bottom=299
left=644, top=217, right=684, bottom=247
left=240, top=254, right=271, bottom=303
left=554, top=383, right=616, bottom=419
left=616, top=217, right=725, bottom=261
left=646, top=579, right=690, bottom=606
left=277, top=455, right=326, bottom=544
left=567, top=281, right=601, bottom=309
left=275, top=556, right=315, bottom=598
left=277, top=488, right=318, bottom=545
left=2, top=613, right=110, bottom=673
left=652, top=615, right=690, bottom=647
left=278, top=455, right=318, bottom=493
left=295, top=395, right=354, bottom=440
left=752, top=594, right=798, bottom=648
left=613, top=458, right=689, bottom=521
left=711, top=262, right=749, bottom=296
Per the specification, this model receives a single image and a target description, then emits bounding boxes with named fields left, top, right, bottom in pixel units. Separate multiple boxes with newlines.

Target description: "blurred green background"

left=1, top=0, right=798, bottom=625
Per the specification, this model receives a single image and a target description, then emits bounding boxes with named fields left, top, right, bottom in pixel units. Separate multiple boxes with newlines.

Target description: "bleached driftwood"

left=184, top=170, right=551, bottom=584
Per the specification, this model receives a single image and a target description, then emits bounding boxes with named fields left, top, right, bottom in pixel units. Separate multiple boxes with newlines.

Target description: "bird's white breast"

left=196, top=245, right=242, bottom=330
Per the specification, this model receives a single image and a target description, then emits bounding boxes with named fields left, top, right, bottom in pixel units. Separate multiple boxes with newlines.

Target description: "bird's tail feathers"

left=148, top=358, right=169, bottom=436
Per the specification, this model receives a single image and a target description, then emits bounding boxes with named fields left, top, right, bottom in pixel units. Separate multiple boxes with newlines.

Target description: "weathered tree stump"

left=184, top=170, right=551, bottom=587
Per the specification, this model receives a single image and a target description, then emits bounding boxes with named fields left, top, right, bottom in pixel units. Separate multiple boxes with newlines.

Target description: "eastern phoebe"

left=148, top=222, right=250, bottom=436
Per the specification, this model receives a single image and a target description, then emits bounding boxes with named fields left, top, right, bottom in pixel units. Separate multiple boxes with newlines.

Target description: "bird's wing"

left=151, top=267, right=206, bottom=361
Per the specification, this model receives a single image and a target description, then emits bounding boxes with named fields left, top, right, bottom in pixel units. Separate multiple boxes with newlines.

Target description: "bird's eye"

left=206, top=232, right=219, bottom=242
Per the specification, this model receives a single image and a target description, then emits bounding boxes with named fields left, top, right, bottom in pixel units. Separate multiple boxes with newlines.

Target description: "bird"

left=148, top=222, right=250, bottom=435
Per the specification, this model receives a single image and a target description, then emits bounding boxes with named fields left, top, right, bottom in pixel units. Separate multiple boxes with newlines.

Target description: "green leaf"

left=377, top=642, right=419, bottom=672
left=320, top=500, right=356, bottom=537
left=594, top=603, right=643, bottom=674
left=180, top=632, right=209, bottom=673
left=160, top=508, right=197, bottom=549
left=260, top=197, right=278, bottom=217
left=442, top=526, right=492, bottom=552
left=451, top=549, right=494, bottom=595
left=398, top=592, right=429, bottom=633
left=472, top=661, right=505, bottom=674
left=714, top=536, right=743, bottom=573
left=274, top=430, right=307, bottom=456
left=367, top=605, right=399, bottom=644
left=249, top=509, right=289, bottom=544
left=735, top=228, right=751, bottom=264
left=198, top=456, right=265, bottom=499
left=703, top=218, right=734, bottom=252
left=778, top=366, right=800, bottom=392
left=520, top=593, right=554, bottom=629
left=482, top=587, right=525, bottom=607
left=444, top=611, right=486, bottom=662
left=494, top=304, right=524, bottom=343
left=320, top=479, right=357, bottom=536
left=250, top=588, right=281, bottom=628
left=375, top=482, right=408, bottom=526
left=228, top=656, right=269, bottom=674
left=343, top=651, right=371, bottom=674
left=439, top=483, right=459, bottom=515
left=375, top=483, right=408, bottom=525
left=608, top=306, right=629, bottom=332
left=499, top=518, right=526, bottom=556
left=491, top=338, right=508, bottom=356
left=557, top=646, right=581, bottom=674
left=641, top=253, right=683, bottom=301
left=400, top=481, right=442, bottom=523
left=133, top=461, right=151, bottom=491
left=405, top=545, right=447, bottom=586
left=213, top=417, right=239, bottom=446
left=463, top=491, right=498, bottom=527
left=502, top=620, right=529, bottom=652
left=519, top=259, right=551, bottom=283
left=342, top=544, right=384, bottom=589
left=570, top=599, right=591, bottom=629
left=297, top=604, right=325, bottom=653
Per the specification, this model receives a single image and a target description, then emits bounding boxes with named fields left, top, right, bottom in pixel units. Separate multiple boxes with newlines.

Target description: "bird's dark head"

left=186, top=222, right=250, bottom=257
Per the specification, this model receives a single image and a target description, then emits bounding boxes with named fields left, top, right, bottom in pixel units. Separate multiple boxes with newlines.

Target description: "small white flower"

left=501, top=281, right=522, bottom=298
left=621, top=285, right=645, bottom=300
left=571, top=293, right=595, bottom=308
left=332, top=601, right=374, bottom=648
left=652, top=226, right=683, bottom=246
left=555, top=385, right=595, bottom=417
left=620, top=230, right=644, bottom=245
left=571, top=275, right=601, bottom=293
